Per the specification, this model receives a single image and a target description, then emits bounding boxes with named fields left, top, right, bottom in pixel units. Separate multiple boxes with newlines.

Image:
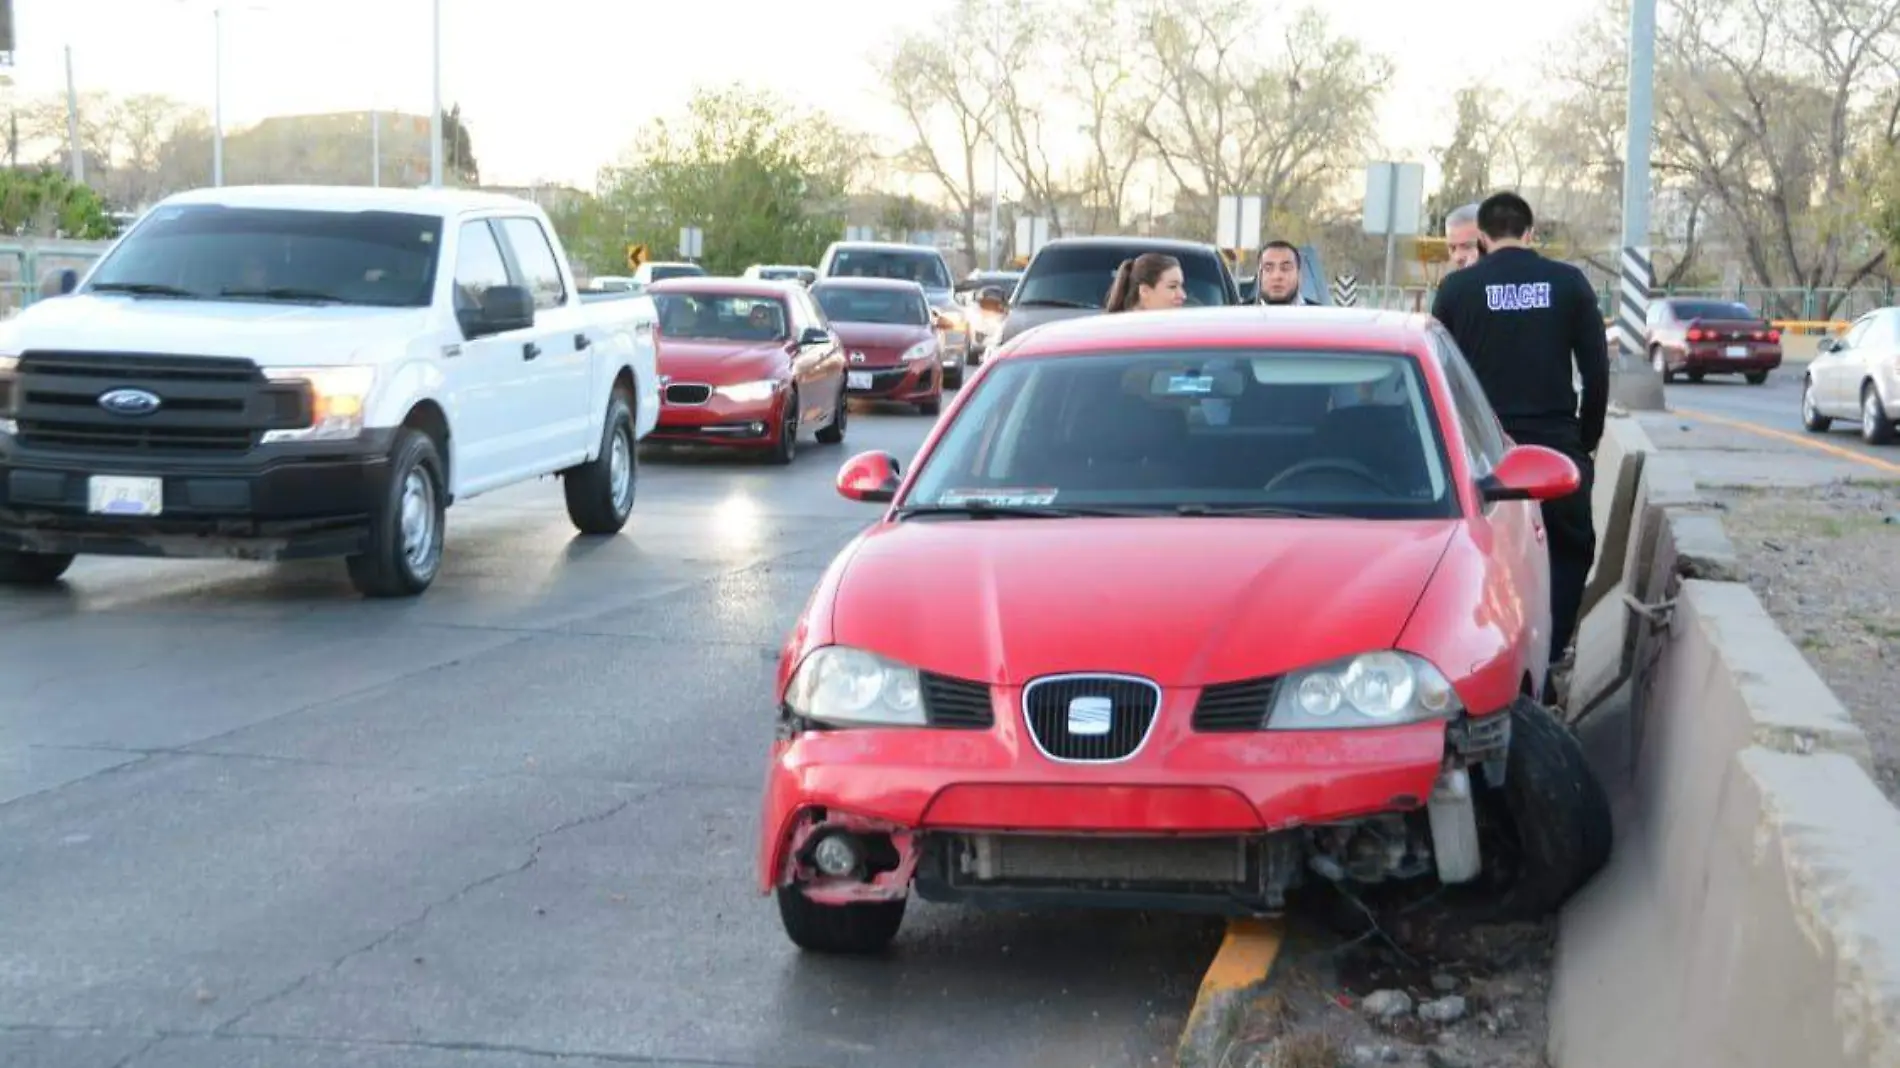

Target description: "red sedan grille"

left=1191, top=676, right=1281, bottom=732
left=848, top=346, right=904, bottom=366
left=1022, top=674, right=1160, bottom=762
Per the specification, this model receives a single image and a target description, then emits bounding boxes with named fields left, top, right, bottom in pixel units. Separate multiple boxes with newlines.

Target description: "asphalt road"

left=0, top=399, right=1219, bottom=1068
left=1664, top=360, right=1900, bottom=466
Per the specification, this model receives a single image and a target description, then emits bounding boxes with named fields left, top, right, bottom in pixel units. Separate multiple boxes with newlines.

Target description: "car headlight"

left=903, top=340, right=936, bottom=364
left=0, top=352, right=18, bottom=432
left=785, top=646, right=926, bottom=727
left=261, top=365, right=374, bottom=443
left=715, top=379, right=778, bottom=404
left=1262, top=651, right=1464, bottom=730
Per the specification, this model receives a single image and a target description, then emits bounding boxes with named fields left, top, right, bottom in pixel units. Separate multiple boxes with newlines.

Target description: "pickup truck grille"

left=12, top=351, right=307, bottom=456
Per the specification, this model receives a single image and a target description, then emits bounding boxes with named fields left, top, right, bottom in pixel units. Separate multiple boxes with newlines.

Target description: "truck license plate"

left=1725, top=345, right=1749, bottom=357
left=847, top=371, right=873, bottom=390
left=88, top=475, right=164, bottom=517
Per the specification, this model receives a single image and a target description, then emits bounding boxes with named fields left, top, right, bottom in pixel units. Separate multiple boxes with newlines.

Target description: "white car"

left=0, top=185, right=660, bottom=596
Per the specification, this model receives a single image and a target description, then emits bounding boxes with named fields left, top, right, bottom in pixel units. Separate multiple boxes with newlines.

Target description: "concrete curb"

left=1548, top=418, right=1900, bottom=1067
left=1174, top=919, right=1285, bottom=1068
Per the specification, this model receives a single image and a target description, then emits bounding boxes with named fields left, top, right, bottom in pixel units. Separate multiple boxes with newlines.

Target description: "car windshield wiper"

left=1173, top=504, right=1340, bottom=519
left=1012, top=298, right=1097, bottom=309
left=89, top=281, right=198, bottom=297
left=220, top=286, right=346, bottom=303
left=894, top=502, right=1150, bottom=520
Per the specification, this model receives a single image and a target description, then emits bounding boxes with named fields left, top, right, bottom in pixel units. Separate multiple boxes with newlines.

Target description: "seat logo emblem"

left=98, top=388, right=162, bottom=416
left=1067, top=696, right=1113, bottom=736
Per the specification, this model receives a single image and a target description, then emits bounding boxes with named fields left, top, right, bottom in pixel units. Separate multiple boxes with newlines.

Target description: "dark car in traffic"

left=1643, top=297, right=1783, bottom=385
left=979, top=236, right=1243, bottom=351
left=817, top=241, right=971, bottom=387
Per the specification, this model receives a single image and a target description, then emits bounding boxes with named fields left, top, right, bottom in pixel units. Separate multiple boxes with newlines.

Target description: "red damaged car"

left=646, top=278, right=848, bottom=464
left=810, top=277, right=946, bottom=415
left=757, top=307, right=1613, bottom=953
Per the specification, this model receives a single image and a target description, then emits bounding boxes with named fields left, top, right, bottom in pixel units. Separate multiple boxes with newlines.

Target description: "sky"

left=12, top=0, right=1604, bottom=194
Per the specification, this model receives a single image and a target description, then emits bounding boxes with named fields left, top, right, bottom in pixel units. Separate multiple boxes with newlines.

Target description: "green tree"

left=0, top=168, right=114, bottom=239
left=554, top=87, right=864, bottom=276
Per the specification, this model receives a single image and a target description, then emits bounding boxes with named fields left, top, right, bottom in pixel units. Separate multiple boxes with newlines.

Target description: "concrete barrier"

left=1547, top=430, right=1900, bottom=1067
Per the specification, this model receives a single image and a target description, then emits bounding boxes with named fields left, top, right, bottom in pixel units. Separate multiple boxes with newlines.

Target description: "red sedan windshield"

left=653, top=293, right=789, bottom=342
left=902, top=349, right=1459, bottom=519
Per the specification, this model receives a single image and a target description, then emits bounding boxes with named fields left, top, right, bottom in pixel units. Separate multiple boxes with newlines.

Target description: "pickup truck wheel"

left=0, top=549, right=76, bottom=586
left=346, top=429, right=445, bottom=598
left=565, top=391, right=637, bottom=534
left=775, top=886, right=905, bottom=954
left=769, top=388, right=799, bottom=465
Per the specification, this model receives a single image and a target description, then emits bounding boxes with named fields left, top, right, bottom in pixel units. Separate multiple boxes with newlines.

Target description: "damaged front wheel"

left=775, top=886, right=906, bottom=955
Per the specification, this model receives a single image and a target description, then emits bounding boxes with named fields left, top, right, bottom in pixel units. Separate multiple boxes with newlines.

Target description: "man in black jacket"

left=1431, top=192, right=1610, bottom=696
left=1256, top=241, right=1320, bottom=305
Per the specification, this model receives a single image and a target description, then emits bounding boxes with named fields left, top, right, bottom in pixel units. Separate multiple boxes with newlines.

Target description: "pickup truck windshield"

left=1014, top=245, right=1230, bottom=309
left=828, top=248, right=951, bottom=290
left=653, top=293, right=789, bottom=341
left=86, top=205, right=444, bottom=308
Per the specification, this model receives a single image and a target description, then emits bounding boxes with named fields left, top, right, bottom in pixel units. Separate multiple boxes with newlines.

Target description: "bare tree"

left=982, top=0, right=1069, bottom=233
left=1134, top=0, right=1390, bottom=240
left=876, top=11, right=1001, bottom=262
left=1065, top=0, right=1157, bottom=234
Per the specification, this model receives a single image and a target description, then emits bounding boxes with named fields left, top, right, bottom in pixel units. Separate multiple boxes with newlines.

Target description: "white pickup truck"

left=0, top=185, right=660, bottom=597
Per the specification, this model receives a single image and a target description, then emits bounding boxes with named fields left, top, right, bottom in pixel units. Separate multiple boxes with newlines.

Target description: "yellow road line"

left=1672, top=407, right=1900, bottom=475
left=1175, top=917, right=1285, bottom=1065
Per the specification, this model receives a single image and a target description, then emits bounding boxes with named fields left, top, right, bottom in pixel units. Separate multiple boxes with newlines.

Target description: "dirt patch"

left=1220, top=912, right=1554, bottom=1068
left=1710, top=480, right=1900, bottom=802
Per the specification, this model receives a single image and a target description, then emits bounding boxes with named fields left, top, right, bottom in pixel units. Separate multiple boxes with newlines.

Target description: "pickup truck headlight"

left=1262, top=651, right=1464, bottom=730
left=0, top=353, right=18, bottom=433
left=785, top=646, right=926, bottom=727
left=903, top=340, right=936, bottom=364
left=262, top=365, right=374, bottom=443
left=715, top=379, right=778, bottom=404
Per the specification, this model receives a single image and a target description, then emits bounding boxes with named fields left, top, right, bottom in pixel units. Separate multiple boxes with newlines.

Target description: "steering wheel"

left=1263, top=457, right=1393, bottom=495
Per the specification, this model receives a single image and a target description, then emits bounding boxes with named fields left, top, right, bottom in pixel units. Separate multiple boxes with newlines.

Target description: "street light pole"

left=986, top=1, right=1000, bottom=270
left=428, top=0, right=443, bottom=188
left=63, top=45, right=84, bottom=184
left=1611, top=0, right=1665, bottom=409
left=212, top=6, right=224, bottom=186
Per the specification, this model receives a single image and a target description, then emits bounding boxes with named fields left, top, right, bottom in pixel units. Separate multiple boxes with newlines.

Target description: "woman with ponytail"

left=1102, top=252, right=1186, bottom=312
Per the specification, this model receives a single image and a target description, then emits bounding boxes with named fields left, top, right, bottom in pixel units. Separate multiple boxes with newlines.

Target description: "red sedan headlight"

left=1261, top=651, right=1465, bottom=730
left=785, top=646, right=927, bottom=727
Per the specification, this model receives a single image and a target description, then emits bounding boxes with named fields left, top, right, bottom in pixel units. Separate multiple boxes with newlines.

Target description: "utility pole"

left=212, top=7, right=224, bottom=185
left=1610, top=0, right=1665, bottom=409
left=428, top=0, right=443, bottom=188
left=986, top=1, right=1001, bottom=270
left=63, top=45, right=83, bottom=184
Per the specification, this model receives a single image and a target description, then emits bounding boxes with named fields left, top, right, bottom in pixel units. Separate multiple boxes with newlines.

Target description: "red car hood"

left=828, top=517, right=1460, bottom=686
left=656, top=339, right=786, bottom=383
left=833, top=322, right=932, bottom=351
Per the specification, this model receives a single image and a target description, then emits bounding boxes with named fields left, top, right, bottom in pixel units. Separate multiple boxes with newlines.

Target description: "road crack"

left=211, top=791, right=645, bottom=1036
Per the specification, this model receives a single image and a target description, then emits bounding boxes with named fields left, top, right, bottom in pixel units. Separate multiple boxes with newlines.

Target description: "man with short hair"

left=1255, top=241, right=1319, bottom=305
left=1444, top=203, right=1483, bottom=271
left=1431, top=191, right=1609, bottom=700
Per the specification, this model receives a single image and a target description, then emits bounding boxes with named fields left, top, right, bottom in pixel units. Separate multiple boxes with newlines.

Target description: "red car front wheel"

left=775, top=886, right=905, bottom=954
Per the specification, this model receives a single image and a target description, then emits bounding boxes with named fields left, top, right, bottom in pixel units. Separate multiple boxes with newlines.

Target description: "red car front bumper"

left=845, top=361, right=938, bottom=403
left=1669, top=341, right=1783, bottom=374
left=648, top=390, right=785, bottom=449
left=757, top=697, right=1455, bottom=913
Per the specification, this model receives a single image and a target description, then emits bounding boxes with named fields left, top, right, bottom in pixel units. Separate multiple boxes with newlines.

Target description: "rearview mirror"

left=53, top=268, right=79, bottom=296
left=837, top=450, right=902, bottom=503
left=977, top=286, right=1007, bottom=314
left=1480, top=445, right=1581, bottom=503
left=798, top=326, right=831, bottom=347
left=1818, top=335, right=1843, bottom=354
left=463, top=285, right=535, bottom=338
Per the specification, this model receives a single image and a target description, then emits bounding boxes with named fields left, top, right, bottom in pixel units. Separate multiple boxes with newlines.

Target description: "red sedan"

left=756, top=307, right=1612, bottom=953
left=810, top=278, right=946, bottom=415
left=646, top=278, right=847, bottom=464
left=1645, top=296, right=1782, bottom=384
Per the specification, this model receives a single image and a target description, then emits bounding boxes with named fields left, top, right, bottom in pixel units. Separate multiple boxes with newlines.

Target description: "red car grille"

left=1191, top=676, right=1281, bottom=732
left=848, top=346, right=904, bottom=366
left=1022, top=674, right=1160, bottom=762
left=921, top=673, right=993, bottom=728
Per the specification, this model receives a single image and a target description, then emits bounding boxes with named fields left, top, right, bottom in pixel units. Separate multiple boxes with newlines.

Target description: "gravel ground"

left=1708, top=479, right=1900, bottom=802
left=1222, top=910, right=1555, bottom=1068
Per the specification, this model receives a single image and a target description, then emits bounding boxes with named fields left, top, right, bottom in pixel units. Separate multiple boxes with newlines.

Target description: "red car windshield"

left=653, top=293, right=789, bottom=342
left=813, top=286, right=928, bottom=326
left=902, top=349, right=1459, bottom=520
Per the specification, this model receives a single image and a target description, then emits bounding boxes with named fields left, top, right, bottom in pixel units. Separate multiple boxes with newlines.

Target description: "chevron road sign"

left=1613, top=246, right=1652, bottom=368
left=1333, top=274, right=1359, bottom=307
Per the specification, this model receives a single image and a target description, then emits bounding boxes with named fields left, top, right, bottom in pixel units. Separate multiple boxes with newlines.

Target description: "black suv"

left=978, top=236, right=1242, bottom=351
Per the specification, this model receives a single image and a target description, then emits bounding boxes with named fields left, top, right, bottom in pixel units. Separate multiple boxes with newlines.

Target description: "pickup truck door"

left=445, top=219, right=530, bottom=495
left=494, top=216, right=592, bottom=474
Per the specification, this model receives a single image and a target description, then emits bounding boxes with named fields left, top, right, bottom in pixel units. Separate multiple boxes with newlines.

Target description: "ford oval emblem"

left=98, top=388, right=162, bottom=416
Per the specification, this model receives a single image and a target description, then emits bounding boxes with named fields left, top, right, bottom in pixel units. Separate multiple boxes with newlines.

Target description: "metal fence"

left=1, top=239, right=111, bottom=318
left=1342, top=283, right=1886, bottom=332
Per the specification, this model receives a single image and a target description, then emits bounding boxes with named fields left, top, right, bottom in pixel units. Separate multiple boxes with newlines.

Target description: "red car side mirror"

left=837, top=450, right=902, bottom=503
left=1481, top=445, right=1581, bottom=502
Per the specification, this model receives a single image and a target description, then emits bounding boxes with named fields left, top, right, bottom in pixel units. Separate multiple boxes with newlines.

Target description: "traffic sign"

left=625, top=243, right=648, bottom=271
left=1333, top=274, right=1359, bottom=307
left=678, top=226, right=704, bottom=259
